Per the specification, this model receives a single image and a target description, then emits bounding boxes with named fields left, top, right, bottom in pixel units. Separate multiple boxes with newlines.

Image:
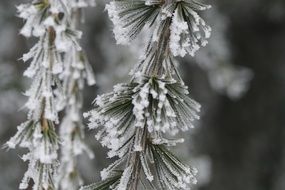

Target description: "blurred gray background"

left=0, top=0, right=285, bottom=190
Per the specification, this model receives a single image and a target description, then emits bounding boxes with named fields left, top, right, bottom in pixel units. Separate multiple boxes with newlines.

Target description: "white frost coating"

left=161, top=4, right=174, bottom=20
left=140, top=154, right=154, bottom=182
left=23, top=39, right=62, bottom=122
left=106, top=0, right=158, bottom=45
left=170, top=7, right=212, bottom=57
left=117, top=166, right=133, bottom=190
left=32, top=125, right=58, bottom=164
left=132, top=78, right=200, bottom=134
left=17, top=4, right=44, bottom=37
left=19, top=152, right=58, bottom=190
left=16, top=122, right=59, bottom=190
left=106, top=2, right=130, bottom=45
left=170, top=10, right=190, bottom=57
left=100, top=157, right=126, bottom=181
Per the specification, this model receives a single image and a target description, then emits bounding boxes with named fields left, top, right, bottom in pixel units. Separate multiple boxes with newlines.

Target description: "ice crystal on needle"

left=170, top=2, right=211, bottom=57
left=106, top=0, right=160, bottom=45
left=6, top=0, right=94, bottom=189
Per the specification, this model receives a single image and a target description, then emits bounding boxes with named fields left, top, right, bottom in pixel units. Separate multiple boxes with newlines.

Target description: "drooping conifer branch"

left=83, top=0, right=211, bottom=189
left=57, top=1, right=96, bottom=189
left=5, top=0, right=95, bottom=189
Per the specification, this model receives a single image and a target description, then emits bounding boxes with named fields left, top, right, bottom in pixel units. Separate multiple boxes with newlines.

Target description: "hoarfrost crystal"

left=169, top=2, right=212, bottom=57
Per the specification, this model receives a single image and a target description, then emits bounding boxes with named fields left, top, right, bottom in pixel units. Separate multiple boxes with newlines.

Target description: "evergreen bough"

left=83, top=0, right=211, bottom=189
left=5, top=0, right=95, bottom=189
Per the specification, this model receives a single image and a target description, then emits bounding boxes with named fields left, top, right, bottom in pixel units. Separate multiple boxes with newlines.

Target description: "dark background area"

left=0, top=0, right=284, bottom=189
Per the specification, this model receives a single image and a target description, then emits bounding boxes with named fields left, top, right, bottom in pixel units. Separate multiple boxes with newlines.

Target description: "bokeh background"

left=1, top=0, right=285, bottom=189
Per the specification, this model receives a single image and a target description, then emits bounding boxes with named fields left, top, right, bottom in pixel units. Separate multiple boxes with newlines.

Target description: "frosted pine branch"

left=57, top=1, right=96, bottom=190
left=83, top=0, right=211, bottom=189
left=5, top=0, right=94, bottom=189
left=84, top=76, right=200, bottom=189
